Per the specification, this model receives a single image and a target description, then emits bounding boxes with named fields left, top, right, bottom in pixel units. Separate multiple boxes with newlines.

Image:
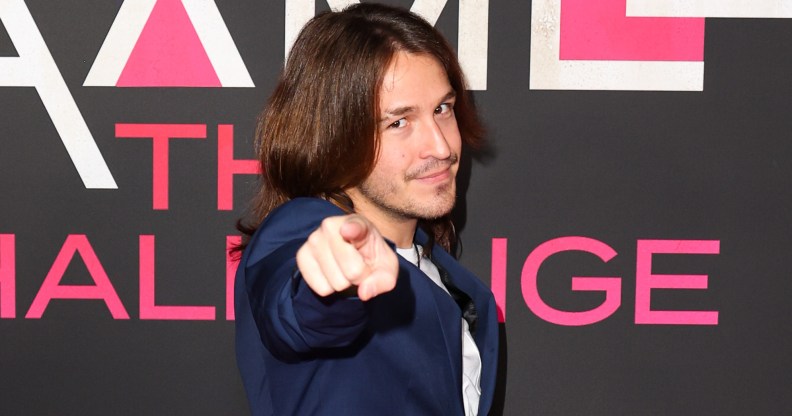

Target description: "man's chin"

left=416, top=195, right=456, bottom=220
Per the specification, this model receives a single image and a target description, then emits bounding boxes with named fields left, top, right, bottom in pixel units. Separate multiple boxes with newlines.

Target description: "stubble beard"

left=357, top=157, right=459, bottom=222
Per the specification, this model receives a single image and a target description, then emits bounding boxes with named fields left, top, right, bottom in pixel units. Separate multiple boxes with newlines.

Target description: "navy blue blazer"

left=235, top=198, right=498, bottom=415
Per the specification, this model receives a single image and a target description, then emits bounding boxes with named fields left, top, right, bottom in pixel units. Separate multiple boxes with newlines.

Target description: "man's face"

left=350, top=52, right=462, bottom=225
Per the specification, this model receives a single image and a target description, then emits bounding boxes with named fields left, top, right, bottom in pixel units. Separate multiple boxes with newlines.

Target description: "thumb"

left=357, top=269, right=397, bottom=301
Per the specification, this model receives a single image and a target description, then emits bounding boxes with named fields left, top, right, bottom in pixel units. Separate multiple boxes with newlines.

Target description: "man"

left=234, top=3, right=498, bottom=415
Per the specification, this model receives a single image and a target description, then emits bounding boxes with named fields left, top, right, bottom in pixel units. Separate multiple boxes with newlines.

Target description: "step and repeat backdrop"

left=2, top=1, right=791, bottom=415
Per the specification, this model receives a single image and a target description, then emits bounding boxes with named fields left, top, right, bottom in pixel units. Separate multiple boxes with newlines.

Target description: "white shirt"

left=396, top=245, right=482, bottom=416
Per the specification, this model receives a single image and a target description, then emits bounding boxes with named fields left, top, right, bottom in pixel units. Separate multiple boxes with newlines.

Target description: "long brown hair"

left=236, top=3, right=484, bottom=255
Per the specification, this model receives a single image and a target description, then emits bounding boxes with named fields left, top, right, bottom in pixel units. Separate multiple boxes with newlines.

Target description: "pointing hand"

left=296, top=214, right=399, bottom=301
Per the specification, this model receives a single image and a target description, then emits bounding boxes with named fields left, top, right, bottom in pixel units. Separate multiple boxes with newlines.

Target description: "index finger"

left=339, top=215, right=371, bottom=249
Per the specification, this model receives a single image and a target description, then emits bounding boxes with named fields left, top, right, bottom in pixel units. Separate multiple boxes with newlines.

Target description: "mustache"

left=405, top=152, right=459, bottom=180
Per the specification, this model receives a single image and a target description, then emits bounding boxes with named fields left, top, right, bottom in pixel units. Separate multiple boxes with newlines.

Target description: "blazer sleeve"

left=243, top=199, right=369, bottom=358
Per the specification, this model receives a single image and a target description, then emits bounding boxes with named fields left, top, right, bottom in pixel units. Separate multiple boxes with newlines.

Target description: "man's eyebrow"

left=379, top=89, right=457, bottom=121
left=439, top=90, right=457, bottom=104
left=381, top=105, right=416, bottom=120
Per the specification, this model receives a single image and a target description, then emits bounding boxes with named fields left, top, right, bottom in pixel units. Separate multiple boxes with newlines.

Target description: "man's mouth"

left=406, top=153, right=459, bottom=181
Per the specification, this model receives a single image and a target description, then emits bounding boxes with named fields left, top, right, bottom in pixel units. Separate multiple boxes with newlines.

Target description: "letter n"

left=1, top=234, right=16, bottom=318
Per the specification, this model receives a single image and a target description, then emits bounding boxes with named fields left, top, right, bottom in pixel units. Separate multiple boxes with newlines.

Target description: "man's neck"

left=345, top=193, right=417, bottom=248
left=368, top=213, right=417, bottom=249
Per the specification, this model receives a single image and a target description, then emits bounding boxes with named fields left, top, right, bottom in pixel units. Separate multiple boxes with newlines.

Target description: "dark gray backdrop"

left=1, top=1, right=790, bottom=415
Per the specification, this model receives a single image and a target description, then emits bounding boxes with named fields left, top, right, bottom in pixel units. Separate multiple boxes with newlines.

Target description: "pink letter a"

left=26, top=235, right=129, bottom=319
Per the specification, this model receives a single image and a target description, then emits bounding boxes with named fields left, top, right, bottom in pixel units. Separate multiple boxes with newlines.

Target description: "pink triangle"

left=117, top=0, right=221, bottom=87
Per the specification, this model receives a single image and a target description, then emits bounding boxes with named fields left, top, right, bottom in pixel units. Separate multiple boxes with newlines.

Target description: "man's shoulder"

left=246, top=197, right=345, bottom=263
left=429, top=243, right=491, bottom=296
left=266, top=197, right=344, bottom=223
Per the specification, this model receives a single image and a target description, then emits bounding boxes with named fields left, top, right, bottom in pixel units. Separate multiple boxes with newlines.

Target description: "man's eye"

left=435, top=103, right=453, bottom=116
left=389, top=118, right=407, bottom=128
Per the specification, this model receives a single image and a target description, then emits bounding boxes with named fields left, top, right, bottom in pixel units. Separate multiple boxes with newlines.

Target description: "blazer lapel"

left=430, top=246, right=499, bottom=415
left=397, top=255, right=464, bottom=396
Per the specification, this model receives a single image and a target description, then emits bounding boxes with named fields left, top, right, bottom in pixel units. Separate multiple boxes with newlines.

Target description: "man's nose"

left=419, top=118, right=452, bottom=160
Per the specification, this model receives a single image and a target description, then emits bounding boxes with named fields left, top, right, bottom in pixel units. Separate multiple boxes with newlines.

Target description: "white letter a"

left=0, top=0, right=116, bottom=189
